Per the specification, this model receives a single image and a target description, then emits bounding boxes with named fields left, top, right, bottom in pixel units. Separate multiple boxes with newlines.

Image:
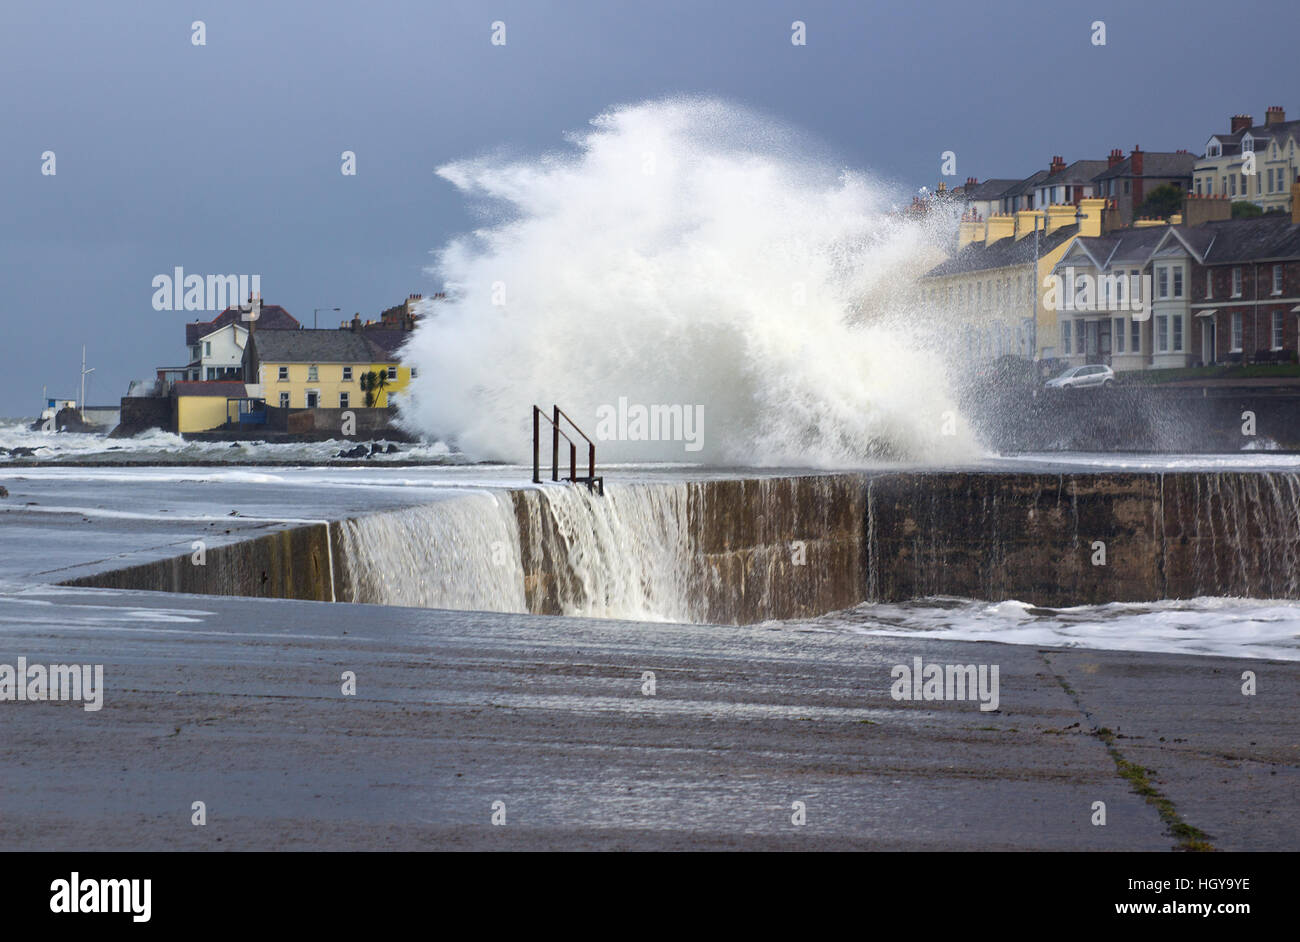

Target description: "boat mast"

left=80, top=345, right=95, bottom=413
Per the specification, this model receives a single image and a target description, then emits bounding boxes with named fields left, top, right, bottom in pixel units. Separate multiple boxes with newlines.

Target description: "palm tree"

left=359, top=371, right=375, bottom=408
left=373, top=368, right=390, bottom=407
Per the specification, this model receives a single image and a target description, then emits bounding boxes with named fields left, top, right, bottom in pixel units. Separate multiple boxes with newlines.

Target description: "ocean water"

left=796, top=596, right=1300, bottom=662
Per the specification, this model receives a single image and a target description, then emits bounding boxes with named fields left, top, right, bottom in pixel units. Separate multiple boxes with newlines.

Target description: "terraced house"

left=1194, top=107, right=1300, bottom=211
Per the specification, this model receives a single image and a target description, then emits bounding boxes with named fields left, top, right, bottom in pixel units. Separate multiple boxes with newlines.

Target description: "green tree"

left=359, top=371, right=375, bottom=408
left=1134, top=184, right=1184, bottom=220
left=1231, top=201, right=1263, bottom=218
left=373, top=368, right=390, bottom=406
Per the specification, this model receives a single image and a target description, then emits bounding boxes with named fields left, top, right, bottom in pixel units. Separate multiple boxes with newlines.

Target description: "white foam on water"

left=398, top=96, right=976, bottom=467
left=804, top=596, right=1300, bottom=661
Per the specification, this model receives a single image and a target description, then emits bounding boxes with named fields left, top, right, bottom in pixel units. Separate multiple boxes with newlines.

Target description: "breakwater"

left=62, top=471, right=1300, bottom=622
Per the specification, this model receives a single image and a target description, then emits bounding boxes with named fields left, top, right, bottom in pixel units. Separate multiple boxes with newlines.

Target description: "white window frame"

left=339, top=392, right=350, bottom=408
left=1172, top=314, right=1183, bottom=352
left=1156, top=315, right=1169, bottom=353
left=277, top=366, right=289, bottom=382
left=305, top=389, right=320, bottom=409
left=1232, top=268, right=1242, bottom=298
left=1273, top=265, right=1283, bottom=295
left=386, top=365, right=398, bottom=381
left=307, top=364, right=319, bottom=382
left=1273, top=311, right=1285, bottom=350
left=1173, top=267, right=1183, bottom=299
left=1114, top=317, right=1126, bottom=353
left=1158, top=267, right=1169, bottom=299
left=1231, top=311, right=1243, bottom=351
left=342, top=366, right=353, bottom=381
left=278, top=392, right=289, bottom=408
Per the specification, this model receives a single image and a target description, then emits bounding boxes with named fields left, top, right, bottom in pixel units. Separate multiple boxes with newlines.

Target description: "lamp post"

left=314, top=306, right=340, bottom=329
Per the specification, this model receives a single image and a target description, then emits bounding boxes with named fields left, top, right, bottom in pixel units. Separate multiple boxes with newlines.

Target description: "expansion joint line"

left=1039, top=651, right=1215, bottom=852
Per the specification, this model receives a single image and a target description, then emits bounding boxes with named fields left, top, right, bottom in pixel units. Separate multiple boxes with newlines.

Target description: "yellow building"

left=922, top=198, right=1111, bottom=360
left=172, top=381, right=249, bottom=433
left=243, top=328, right=409, bottom=410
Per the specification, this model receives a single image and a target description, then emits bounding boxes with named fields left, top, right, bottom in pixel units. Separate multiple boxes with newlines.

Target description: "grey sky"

left=0, top=0, right=1290, bottom=416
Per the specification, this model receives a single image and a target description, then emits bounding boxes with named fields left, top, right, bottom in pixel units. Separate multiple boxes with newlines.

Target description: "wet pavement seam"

left=1039, top=649, right=1216, bottom=852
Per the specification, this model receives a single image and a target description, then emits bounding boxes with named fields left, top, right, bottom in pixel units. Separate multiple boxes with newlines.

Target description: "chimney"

left=965, top=176, right=977, bottom=191
left=1231, top=114, right=1253, bottom=134
left=1050, top=155, right=1066, bottom=175
left=1292, top=178, right=1300, bottom=225
left=1130, top=146, right=1143, bottom=177
left=1108, top=148, right=1124, bottom=168
left=1183, top=193, right=1233, bottom=227
left=1266, top=106, right=1286, bottom=127
left=351, top=313, right=362, bottom=332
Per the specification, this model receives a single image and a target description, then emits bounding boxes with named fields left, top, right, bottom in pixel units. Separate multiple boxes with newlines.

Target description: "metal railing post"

left=532, top=406, right=540, bottom=484
left=569, top=442, right=576, bottom=483
left=551, top=405, right=559, bottom=482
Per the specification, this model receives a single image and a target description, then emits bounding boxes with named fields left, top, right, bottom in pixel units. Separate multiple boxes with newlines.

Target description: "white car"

left=1045, top=364, right=1115, bottom=389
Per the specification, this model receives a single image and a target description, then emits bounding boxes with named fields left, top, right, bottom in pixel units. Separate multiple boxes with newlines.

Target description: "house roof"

left=924, top=225, right=1079, bottom=278
left=172, top=381, right=248, bottom=398
left=1207, top=119, right=1300, bottom=157
left=1042, top=160, right=1110, bottom=187
left=999, top=170, right=1049, bottom=198
left=1092, top=152, right=1197, bottom=181
left=963, top=179, right=1021, bottom=201
left=185, top=304, right=299, bottom=345
left=246, top=327, right=400, bottom=363
left=1197, top=214, right=1300, bottom=264
left=1056, top=225, right=1170, bottom=271
left=360, top=328, right=412, bottom=358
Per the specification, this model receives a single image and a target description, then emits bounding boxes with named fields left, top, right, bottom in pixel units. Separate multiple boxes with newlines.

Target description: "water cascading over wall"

left=336, top=476, right=867, bottom=624
left=64, top=471, right=1300, bottom=622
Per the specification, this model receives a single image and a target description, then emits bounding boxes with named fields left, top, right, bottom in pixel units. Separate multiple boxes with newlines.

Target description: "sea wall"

left=62, top=523, right=337, bottom=601
left=62, top=471, right=1300, bottom=621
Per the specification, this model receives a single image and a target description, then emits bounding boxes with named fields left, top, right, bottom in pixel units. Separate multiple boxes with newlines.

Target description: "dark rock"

left=336, top=445, right=369, bottom=459
left=0, top=486, right=8, bottom=498
left=385, top=444, right=400, bottom=453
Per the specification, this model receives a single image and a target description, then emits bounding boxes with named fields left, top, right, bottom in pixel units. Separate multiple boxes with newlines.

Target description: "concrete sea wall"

left=62, top=471, right=1300, bottom=621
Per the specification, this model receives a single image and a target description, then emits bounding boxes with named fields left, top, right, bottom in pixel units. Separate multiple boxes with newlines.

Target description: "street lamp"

left=314, top=306, right=340, bottom=329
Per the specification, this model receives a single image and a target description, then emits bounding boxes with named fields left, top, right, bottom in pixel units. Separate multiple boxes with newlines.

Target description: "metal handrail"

left=532, top=404, right=601, bottom=493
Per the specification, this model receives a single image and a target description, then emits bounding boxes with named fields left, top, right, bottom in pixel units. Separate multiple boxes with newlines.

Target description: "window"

left=1076, top=320, right=1085, bottom=352
left=1062, top=322, right=1072, bottom=354
left=410, top=366, right=418, bottom=379
left=1124, top=180, right=1130, bottom=194
left=1230, top=175, right=1237, bottom=196
left=204, top=342, right=211, bottom=356
left=1172, top=314, right=1183, bottom=352
left=342, top=366, right=353, bottom=381
left=1206, top=270, right=1213, bottom=299
left=1206, top=177, right=1213, bottom=195
left=279, top=392, right=289, bottom=408
left=1243, top=137, right=1254, bottom=153
left=1114, top=318, right=1126, bottom=353
left=306, top=391, right=319, bottom=408
left=277, top=366, right=288, bottom=381
left=1208, top=143, right=1221, bottom=158
left=1196, top=179, right=1202, bottom=196
left=1273, top=311, right=1285, bottom=350
left=1173, top=268, right=1183, bottom=299
left=1274, top=265, right=1284, bottom=295
left=340, top=392, right=350, bottom=408
left=1131, top=318, right=1140, bottom=352
left=1232, top=268, right=1242, bottom=297
left=1156, top=315, right=1168, bottom=352
left=387, top=366, right=397, bottom=381
left=1232, top=311, right=1243, bottom=351
left=1158, top=267, right=1169, bottom=299
left=307, top=365, right=319, bottom=382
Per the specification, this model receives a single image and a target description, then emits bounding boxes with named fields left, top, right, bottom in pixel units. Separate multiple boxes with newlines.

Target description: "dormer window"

left=1207, top=141, right=1221, bottom=158
left=1242, top=136, right=1254, bottom=153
